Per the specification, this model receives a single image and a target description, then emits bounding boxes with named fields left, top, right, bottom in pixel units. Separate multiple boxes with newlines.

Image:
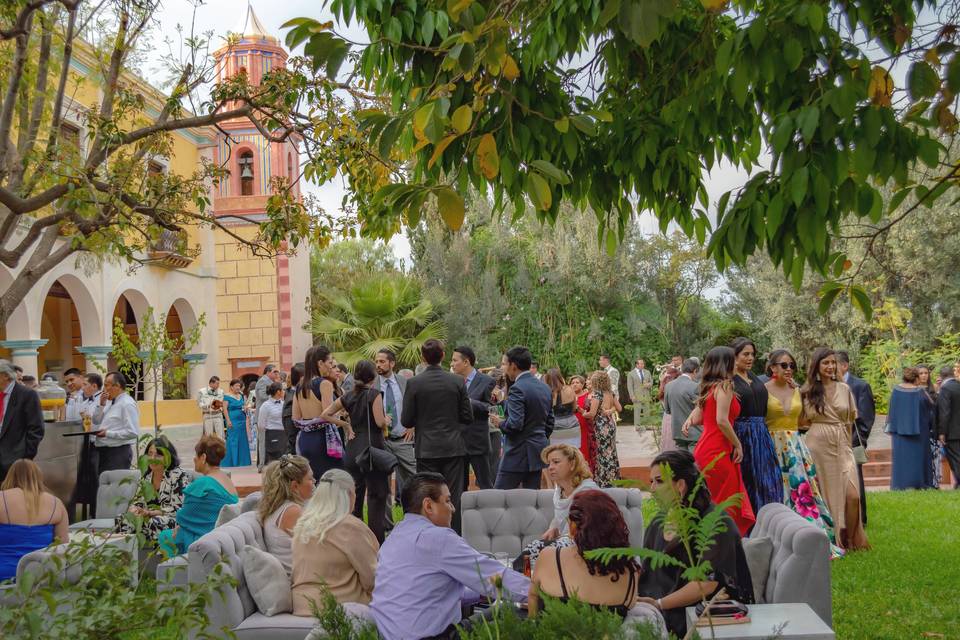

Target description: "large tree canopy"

left=292, top=0, right=960, bottom=317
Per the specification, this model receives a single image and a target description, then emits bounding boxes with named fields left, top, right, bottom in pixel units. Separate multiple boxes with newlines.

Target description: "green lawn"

left=832, top=490, right=960, bottom=640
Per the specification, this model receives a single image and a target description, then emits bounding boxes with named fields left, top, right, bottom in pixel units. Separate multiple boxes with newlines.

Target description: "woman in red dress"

left=571, top=375, right=595, bottom=472
left=683, top=346, right=756, bottom=535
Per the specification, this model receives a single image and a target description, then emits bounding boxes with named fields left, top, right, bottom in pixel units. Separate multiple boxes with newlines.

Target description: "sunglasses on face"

left=776, top=362, right=798, bottom=370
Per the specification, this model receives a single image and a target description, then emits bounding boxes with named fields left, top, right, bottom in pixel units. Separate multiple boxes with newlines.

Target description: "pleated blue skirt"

left=734, top=416, right=784, bottom=516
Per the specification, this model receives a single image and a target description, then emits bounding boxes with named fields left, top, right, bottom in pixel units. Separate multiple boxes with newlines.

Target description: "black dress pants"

left=944, top=439, right=960, bottom=488
left=264, top=429, right=287, bottom=465
left=467, top=452, right=494, bottom=490
left=346, top=457, right=389, bottom=544
left=418, top=456, right=466, bottom=534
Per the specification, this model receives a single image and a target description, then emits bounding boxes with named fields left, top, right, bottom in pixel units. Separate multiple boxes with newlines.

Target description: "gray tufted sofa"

left=186, top=510, right=369, bottom=639
left=750, top=502, right=832, bottom=627
left=461, top=488, right=645, bottom=556
left=70, top=469, right=142, bottom=532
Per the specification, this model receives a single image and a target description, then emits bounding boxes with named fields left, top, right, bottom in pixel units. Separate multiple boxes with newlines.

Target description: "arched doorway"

left=109, top=293, right=144, bottom=399
left=38, top=279, right=87, bottom=377
left=163, top=304, right=188, bottom=399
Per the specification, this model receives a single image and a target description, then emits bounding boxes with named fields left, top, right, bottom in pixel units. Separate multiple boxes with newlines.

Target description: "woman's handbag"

left=851, top=424, right=868, bottom=465
left=355, top=390, right=398, bottom=474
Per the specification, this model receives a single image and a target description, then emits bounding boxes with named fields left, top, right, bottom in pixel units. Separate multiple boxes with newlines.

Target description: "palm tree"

left=307, top=273, right=446, bottom=368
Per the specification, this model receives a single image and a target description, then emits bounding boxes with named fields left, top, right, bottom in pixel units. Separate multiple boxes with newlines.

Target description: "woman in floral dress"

left=584, top=370, right=621, bottom=487
left=115, top=436, right=190, bottom=544
left=764, top=349, right=843, bottom=559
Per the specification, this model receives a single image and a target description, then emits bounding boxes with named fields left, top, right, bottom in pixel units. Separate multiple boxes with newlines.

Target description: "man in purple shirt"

left=371, top=472, right=530, bottom=640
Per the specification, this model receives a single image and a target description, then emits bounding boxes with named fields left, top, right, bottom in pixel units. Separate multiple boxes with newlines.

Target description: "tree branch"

left=0, top=12, right=34, bottom=175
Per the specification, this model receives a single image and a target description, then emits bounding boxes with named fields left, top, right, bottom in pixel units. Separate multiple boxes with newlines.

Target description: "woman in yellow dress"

left=764, top=349, right=842, bottom=558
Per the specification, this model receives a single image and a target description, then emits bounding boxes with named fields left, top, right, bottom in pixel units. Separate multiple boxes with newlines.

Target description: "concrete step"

left=866, top=448, right=891, bottom=463
left=863, top=461, right=891, bottom=477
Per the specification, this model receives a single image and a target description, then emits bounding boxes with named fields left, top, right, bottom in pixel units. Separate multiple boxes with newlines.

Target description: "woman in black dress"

left=730, top=337, right=782, bottom=518
left=321, top=360, right=392, bottom=543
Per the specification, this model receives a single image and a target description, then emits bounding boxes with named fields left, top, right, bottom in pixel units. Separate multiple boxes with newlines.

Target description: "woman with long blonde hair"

left=584, top=371, right=621, bottom=487
left=0, top=459, right=69, bottom=581
left=257, top=455, right=313, bottom=576
left=290, top=469, right=379, bottom=614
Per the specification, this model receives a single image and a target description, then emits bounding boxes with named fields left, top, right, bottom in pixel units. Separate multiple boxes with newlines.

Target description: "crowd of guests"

left=5, top=334, right=960, bottom=639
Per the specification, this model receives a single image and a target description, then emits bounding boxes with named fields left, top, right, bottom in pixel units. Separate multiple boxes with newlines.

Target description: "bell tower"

left=210, top=5, right=310, bottom=378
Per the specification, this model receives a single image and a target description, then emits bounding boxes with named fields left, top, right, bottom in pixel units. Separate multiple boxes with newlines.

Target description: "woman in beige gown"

left=799, top=348, right=869, bottom=551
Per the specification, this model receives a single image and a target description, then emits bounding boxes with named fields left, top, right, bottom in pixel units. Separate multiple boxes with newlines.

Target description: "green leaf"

left=817, top=285, right=842, bottom=315
left=571, top=115, right=597, bottom=136
left=436, top=186, right=465, bottom=230
left=731, top=66, right=749, bottom=107
left=715, top=38, right=733, bottom=74
left=530, top=159, right=571, bottom=185
left=598, top=0, right=621, bottom=27
left=862, top=107, right=881, bottom=146
left=849, top=286, right=873, bottom=321
left=771, top=116, right=793, bottom=154
left=767, top=192, right=785, bottom=238
left=798, top=106, right=819, bottom=143
left=948, top=54, right=960, bottom=93
left=605, top=228, right=617, bottom=256
left=783, top=37, right=803, bottom=72
left=747, top=19, right=765, bottom=50
left=435, top=11, right=450, bottom=39
left=887, top=186, right=912, bottom=213
left=421, top=11, right=436, bottom=44
left=907, top=61, right=940, bottom=100
left=917, top=136, right=941, bottom=168
left=385, top=17, right=402, bottom=43
left=451, top=105, right=472, bottom=134
left=527, top=172, right=552, bottom=210
left=807, top=4, right=824, bottom=32
left=790, top=166, right=808, bottom=207
left=554, top=117, right=569, bottom=133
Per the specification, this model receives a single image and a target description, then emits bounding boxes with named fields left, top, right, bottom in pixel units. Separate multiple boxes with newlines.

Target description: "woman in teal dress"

left=158, top=435, right=238, bottom=557
left=222, top=379, right=251, bottom=468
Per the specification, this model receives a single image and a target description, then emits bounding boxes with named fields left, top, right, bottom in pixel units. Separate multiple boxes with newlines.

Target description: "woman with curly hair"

left=528, top=489, right=638, bottom=618
left=584, top=371, right=621, bottom=487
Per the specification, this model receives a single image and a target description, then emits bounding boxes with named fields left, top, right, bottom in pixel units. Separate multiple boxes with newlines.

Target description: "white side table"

left=685, top=603, right=835, bottom=640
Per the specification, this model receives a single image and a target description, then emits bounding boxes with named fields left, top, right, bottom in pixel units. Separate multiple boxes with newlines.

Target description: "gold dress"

left=766, top=387, right=841, bottom=557
left=801, top=383, right=870, bottom=551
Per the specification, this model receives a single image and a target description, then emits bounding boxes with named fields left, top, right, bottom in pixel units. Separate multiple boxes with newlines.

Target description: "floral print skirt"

left=593, top=416, right=621, bottom=488
left=772, top=429, right=845, bottom=559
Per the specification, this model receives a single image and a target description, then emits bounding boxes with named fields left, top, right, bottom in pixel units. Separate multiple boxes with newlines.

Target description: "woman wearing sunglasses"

left=765, top=349, right=842, bottom=558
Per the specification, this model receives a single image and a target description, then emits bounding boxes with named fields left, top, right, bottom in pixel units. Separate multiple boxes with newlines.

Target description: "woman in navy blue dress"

left=888, top=367, right=934, bottom=490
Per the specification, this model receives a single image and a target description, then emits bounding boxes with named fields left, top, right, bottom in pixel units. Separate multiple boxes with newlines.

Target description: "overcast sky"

left=146, top=0, right=755, bottom=269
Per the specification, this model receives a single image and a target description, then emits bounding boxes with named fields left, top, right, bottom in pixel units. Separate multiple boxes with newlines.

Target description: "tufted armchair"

left=460, top=488, right=645, bottom=557
left=750, top=502, right=833, bottom=626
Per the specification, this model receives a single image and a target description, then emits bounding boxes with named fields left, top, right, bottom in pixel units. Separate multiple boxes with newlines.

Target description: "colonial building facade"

left=0, top=8, right=311, bottom=426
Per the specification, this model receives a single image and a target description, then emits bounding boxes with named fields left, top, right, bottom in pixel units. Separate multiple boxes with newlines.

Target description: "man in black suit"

left=0, top=360, right=44, bottom=484
left=451, top=346, right=496, bottom=489
left=836, top=351, right=875, bottom=524
left=489, top=346, right=554, bottom=490
left=937, top=363, right=960, bottom=488
left=401, top=339, right=473, bottom=533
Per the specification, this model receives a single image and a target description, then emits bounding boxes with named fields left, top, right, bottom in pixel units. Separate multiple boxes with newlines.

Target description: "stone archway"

left=108, top=289, right=153, bottom=400
left=37, top=275, right=100, bottom=376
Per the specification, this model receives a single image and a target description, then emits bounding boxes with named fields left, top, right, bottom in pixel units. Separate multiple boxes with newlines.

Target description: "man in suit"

left=627, top=358, right=654, bottom=422
left=451, top=346, right=496, bottom=489
left=489, top=346, right=554, bottom=490
left=600, top=354, right=620, bottom=400
left=401, top=339, right=473, bottom=533
left=0, top=359, right=44, bottom=483
left=375, top=349, right=416, bottom=499
left=937, top=363, right=960, bottom=488
left=666, top=358, right=702, bottom=451
left=254, top=364, right=280, bottom=469
left=836, top=351, right=875, bottom=524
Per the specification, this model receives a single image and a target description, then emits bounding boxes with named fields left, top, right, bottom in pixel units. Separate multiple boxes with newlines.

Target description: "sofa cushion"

left=751, top=503, right=832, bottom=626
left=243, top=545, right=293, bottom=616
left=741, top=536, right=773, bottom=603
left=232, top=612, right=315, bottom=640
left=461, top=488, right=644, bottom=557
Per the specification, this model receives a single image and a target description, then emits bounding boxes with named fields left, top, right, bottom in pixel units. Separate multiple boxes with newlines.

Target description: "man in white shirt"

left=78, top=373, right=103, bottom=419
left=257, top=382, right=286, bottom=465
left=63, top=367, right=85, bottom=422
left=197, top=376, right=225, bottom=438
left=599, top=354, right=620, bottom=399
left=92, top=371, right=140, bottom=476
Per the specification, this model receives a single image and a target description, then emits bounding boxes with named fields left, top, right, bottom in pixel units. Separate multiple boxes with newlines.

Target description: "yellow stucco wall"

left=138, top=399, right=201, bottom=428
left=214, top=227, right=280, bottom=375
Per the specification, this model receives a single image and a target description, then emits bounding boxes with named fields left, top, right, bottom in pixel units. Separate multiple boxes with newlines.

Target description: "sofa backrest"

left=187, top=511, right=266, bottom=632
left=461, top=488, right=644, bottom=557
left=751, top=503, right=832, bottom=627
left=96, top=470, right=141, bottom=518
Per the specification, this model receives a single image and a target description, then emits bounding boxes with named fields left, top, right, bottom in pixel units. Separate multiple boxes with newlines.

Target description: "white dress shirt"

left=379, top=374, right=405, bottom=436
left=92, top=392, right=140, bottom=448
left=257, top=398, right=284, bottom=431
